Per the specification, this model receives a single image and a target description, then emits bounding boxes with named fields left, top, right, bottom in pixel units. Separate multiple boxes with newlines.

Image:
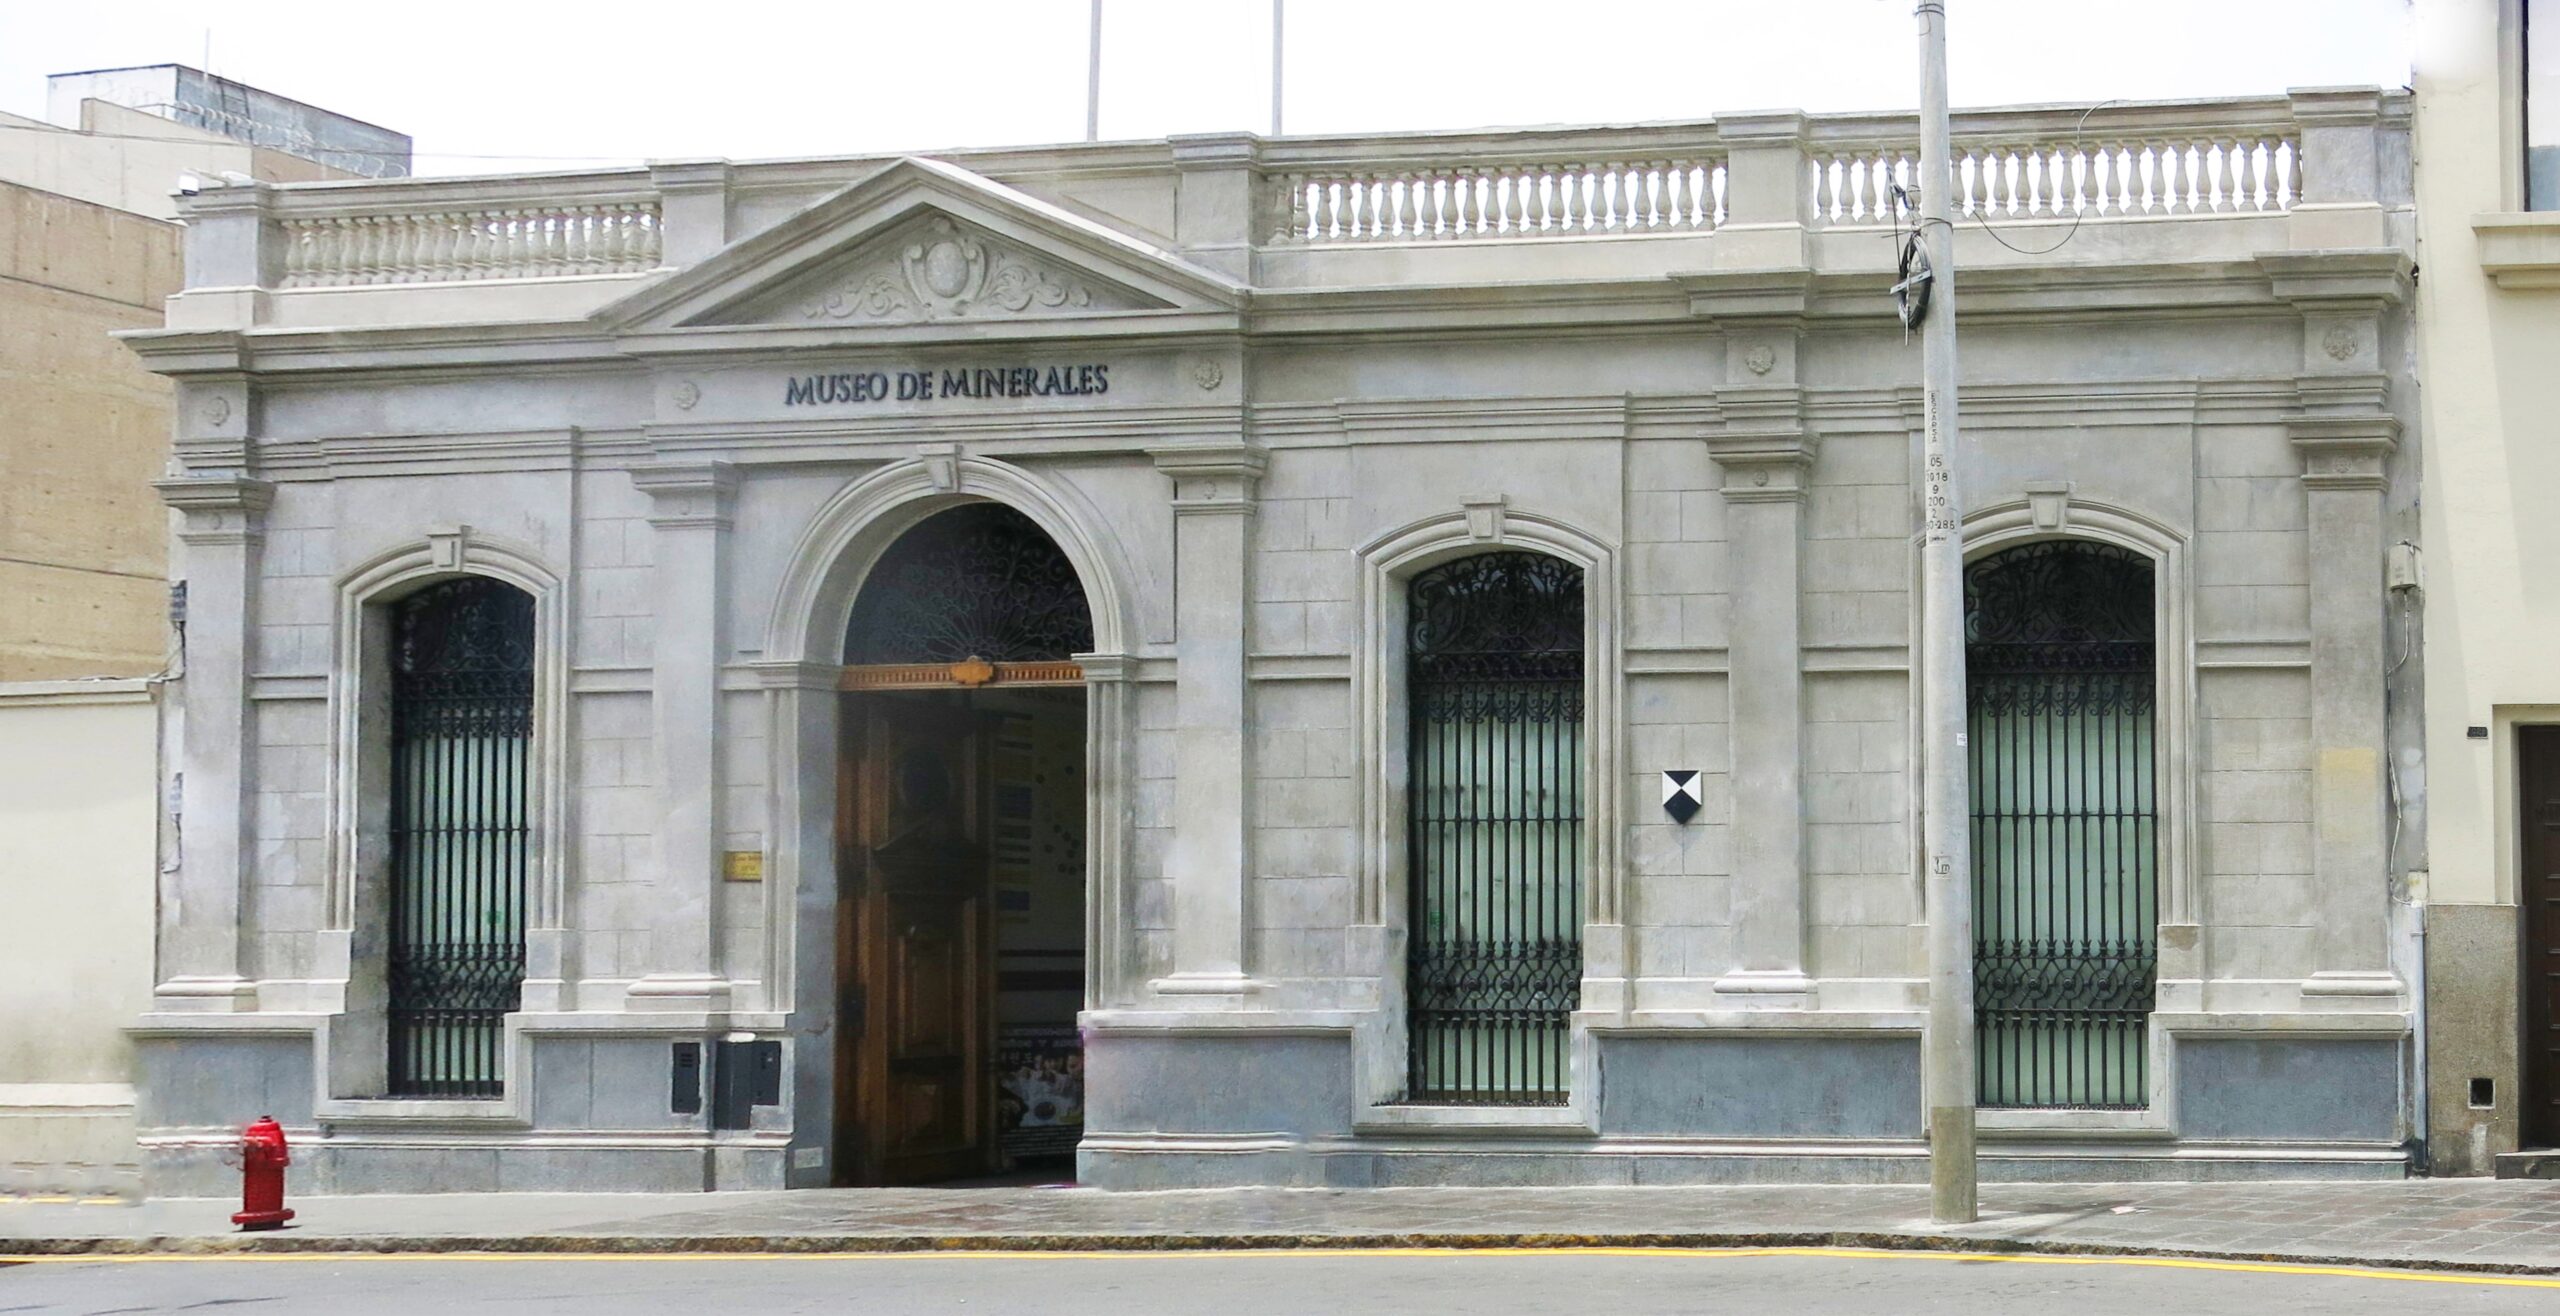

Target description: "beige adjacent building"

left=2414, top=0, right=2560, bottom=1177
left=0, top=68, right=399, bottom=1192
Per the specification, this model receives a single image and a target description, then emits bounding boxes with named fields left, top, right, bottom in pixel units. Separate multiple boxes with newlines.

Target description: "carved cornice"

left=2290, top=417, right=2400, bottom=492
left=1675, top=267, right=1814, bottom=326
left=1704, top=428, right=1817, bottom=504
left=1150, top=443, right=1268, bottom=516
left=2255, top=249, right=2413, bottom=312
left=630, top=459, right=739, bottom=528
left=156, top=475, right=275, bottom=546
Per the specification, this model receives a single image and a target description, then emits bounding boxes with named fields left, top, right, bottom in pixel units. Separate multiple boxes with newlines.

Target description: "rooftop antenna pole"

left=1271, top=0, right=1285, bottom=136
left=1086, top=0, right=1104, bottom=142
left=1914, top=0, right=1979, bottom=1227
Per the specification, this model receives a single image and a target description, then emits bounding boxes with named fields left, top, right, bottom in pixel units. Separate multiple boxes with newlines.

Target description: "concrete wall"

left=0, top=681, right=158, bottom=1195
left=0, top=181, right=177, bottom=681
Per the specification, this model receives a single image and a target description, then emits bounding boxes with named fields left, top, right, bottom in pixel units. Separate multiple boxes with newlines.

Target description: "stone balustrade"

left=1263, top=158, right=1728, bottom=244
left=275, top=199, right=662, bottom=287
left=186, top=92, right=2388, bottom=299
left=1807, top=133, right=2299, bottom=227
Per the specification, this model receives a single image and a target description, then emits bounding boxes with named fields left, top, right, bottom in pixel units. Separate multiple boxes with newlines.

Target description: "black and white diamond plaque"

left=1660, top=769, right=1703, bottom=824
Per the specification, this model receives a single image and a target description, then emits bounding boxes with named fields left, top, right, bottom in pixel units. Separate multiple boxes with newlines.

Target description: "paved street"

left=5, top=1249, right=2560, bottom=1315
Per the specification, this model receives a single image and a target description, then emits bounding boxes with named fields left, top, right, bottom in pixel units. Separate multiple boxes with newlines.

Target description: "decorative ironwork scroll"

left=1964, top=540, right=2160, bottom=1110
left=386, top=576, right=535, bottom=1099
left=844, top=504, right=1095, bottom=670
left=1402, top=551, right=1585, bottom=1106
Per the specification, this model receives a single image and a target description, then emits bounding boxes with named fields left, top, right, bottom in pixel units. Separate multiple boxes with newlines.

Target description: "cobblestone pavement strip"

left=3, top=1180, right=2558, bottom=1271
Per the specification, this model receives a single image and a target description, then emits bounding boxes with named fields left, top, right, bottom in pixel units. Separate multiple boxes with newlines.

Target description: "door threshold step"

left=2493, top=1150, right=2560, bottom=1179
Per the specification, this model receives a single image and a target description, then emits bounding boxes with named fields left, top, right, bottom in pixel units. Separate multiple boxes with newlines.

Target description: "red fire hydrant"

left=231, top=1116, right=295, bottom=1231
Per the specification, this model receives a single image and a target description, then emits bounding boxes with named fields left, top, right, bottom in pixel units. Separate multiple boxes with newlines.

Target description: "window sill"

left=314, top=1097, right=527, bottom=1127
left=1354, top=1103, right=1596, bottom=1136
left=1977, top=1108, right=2171, bottom=1138
left=2474, top=213, right=2560, bottom=288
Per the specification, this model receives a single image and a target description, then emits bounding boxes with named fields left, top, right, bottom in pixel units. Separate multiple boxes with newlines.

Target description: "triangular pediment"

left=720, top=211, right=1170, bottom=326
left=596, top=157, right=1244, bottom=337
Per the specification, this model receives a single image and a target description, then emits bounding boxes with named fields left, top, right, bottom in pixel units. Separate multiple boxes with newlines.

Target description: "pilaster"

left=2263, top=251, right=2408, bottom=1002
left=1146, top=443, right=1269, bottom=1001
left=1700, top=295, right=1816, bottom=1003
left=629, top=460, right=738, bottom=1011
left=152, top=474, right=275, bottom=1011
left=1078, top=652, right=1141, bottom=1008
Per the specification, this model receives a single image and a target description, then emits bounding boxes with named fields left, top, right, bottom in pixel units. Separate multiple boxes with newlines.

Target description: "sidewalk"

left=8, top=1179, right=2560, bottom=1272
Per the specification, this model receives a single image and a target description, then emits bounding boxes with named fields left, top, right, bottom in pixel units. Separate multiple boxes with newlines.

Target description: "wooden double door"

left=834, top=695, right=993, bottom=1186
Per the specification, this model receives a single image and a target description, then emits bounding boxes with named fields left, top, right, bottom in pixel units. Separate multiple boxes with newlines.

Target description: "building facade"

left=2412, top=0, right=2560, bottom=1176
left=124, top=90, right=2423, bottom=1194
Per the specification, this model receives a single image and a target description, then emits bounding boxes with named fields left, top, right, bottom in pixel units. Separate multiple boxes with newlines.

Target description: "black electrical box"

left=671, top=1041, right=703, bottom=1116
left=712, top=1039, right=783, bottom=1131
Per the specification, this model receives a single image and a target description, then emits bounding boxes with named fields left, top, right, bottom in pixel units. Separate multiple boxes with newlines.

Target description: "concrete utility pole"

left=1271, top=0, right=1286, bottom=136
left=1914, top=0, right=1978, bottom=1226
left=1086, top=0, right=1104, bottom=142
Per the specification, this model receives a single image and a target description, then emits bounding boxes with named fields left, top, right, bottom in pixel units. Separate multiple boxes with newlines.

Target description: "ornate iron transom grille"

left=1965, top=540, right=2159, bottom=1110
left=386, top=577, right=535, bottom=1099
left=845, top=504, right=1094, bottom=665
left=1402, top=551, right=1585, bottom=1105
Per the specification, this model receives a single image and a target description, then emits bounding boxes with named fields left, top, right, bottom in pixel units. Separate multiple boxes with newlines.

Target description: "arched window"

left=844, top=504, right=1093, bottom=669
left=1403, top=551, right=1584, bottom=1106
left=1964, top=540, right=2159, bottom=1110
left=386, top=576, right=535, bottom=1098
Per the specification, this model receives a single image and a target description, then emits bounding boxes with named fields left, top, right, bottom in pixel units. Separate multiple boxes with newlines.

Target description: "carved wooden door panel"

left=2522, top=727, right=2560, bottom=1148
left=836, top=695, right=990, bottom=1185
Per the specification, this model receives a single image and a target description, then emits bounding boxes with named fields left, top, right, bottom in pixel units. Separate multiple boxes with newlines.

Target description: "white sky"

left=0, top=0, right=2411, bottom=176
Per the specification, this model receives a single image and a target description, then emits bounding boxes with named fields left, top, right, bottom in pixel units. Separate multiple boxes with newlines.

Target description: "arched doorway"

left=833, top=503, right=1094, bottom=1185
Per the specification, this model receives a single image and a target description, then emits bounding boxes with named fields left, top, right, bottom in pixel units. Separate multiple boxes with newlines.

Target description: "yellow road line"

left=3, top=1245, right=2558, bottom=1289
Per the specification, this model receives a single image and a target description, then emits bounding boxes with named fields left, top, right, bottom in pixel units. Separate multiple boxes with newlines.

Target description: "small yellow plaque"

left=723, top=850, right=765, bottom=882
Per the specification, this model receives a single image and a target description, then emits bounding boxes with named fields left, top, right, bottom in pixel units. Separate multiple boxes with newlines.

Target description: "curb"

left=6, top=1230, right=2559, bottom=1276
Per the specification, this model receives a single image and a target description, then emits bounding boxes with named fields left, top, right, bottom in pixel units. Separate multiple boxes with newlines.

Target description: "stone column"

left=153, top=474, right=274, bottom=1010
left=629, top=460, right=738, bottom=1011
left=1146, top=444, right=1268, bottom=999
left=1703, top=325, right=1817, bottom=1003
left=2262, top=251, right=2412, bottom=1001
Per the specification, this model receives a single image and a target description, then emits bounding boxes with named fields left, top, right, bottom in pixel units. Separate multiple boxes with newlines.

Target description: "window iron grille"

left=845, top=504, right=1093, bottom=665
left=386, top=577, right=534, bottom=1099
left=1964, top=541, right=2160, bottom=1110
left=1402, top=551, right=1584, bottom=1106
